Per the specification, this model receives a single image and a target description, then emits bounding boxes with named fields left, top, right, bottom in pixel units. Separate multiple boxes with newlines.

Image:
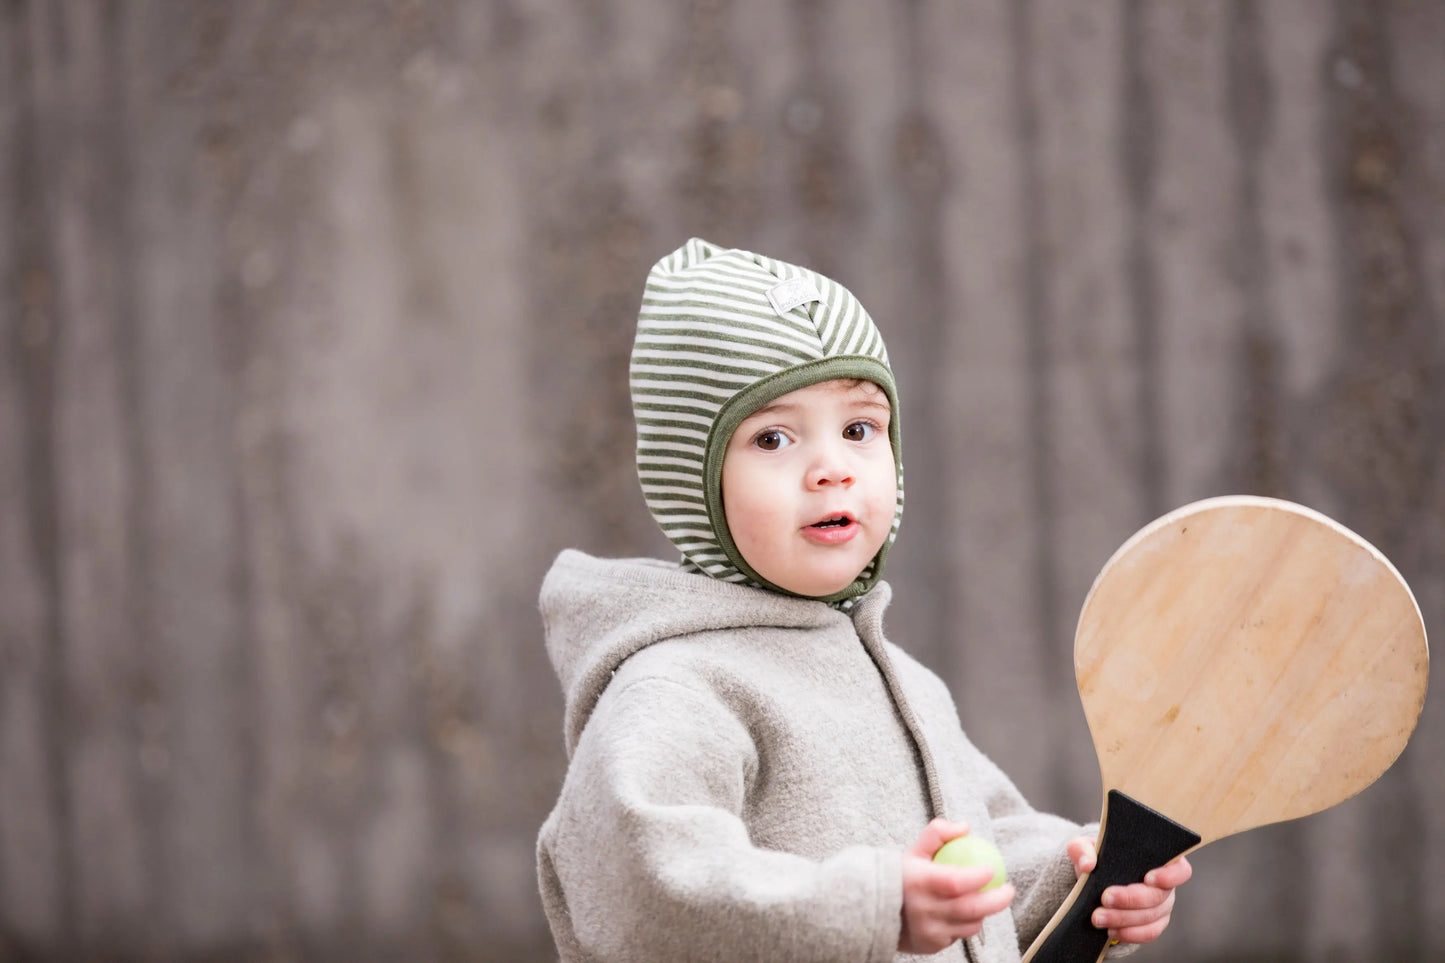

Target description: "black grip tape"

left=1027, top=790, right=1200, bottom=963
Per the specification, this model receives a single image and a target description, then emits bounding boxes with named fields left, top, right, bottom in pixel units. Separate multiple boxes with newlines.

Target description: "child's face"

left=721, top=379, right=897, bottom=597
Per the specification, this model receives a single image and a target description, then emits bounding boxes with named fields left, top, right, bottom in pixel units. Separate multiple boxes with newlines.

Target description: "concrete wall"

left=2, top=1, right=1443, bottom=960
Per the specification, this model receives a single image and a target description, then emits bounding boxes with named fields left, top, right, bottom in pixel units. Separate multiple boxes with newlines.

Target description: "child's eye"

left=755, top=430, right=791, bottom=451
left=843, top=421, right=877, bottom=442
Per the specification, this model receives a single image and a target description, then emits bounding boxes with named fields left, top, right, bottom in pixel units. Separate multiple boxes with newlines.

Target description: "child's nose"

left=805, top=453, right=854, bottom=489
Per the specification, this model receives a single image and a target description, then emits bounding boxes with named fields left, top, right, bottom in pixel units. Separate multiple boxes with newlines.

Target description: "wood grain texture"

left=1027, top=495, right=1428, bottom=963
left=2, top=1, right=1443, bottom=960
left=1076, top=497, right=1426, bottom=841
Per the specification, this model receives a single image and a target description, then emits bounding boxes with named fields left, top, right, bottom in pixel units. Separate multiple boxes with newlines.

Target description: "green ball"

left=932, top=835, right=1007, bottom=891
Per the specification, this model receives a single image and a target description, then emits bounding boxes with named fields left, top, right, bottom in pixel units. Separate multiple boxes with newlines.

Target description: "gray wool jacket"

left=536, top=550, right=1101, bottom=963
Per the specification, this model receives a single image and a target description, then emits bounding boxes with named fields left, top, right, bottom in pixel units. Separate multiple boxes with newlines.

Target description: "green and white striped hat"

left=630, top=237, right=904, bottom=604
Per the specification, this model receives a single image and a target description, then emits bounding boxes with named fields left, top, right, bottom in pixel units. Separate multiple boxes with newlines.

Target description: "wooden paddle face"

left=1077, top=496, right=1427, bottom=844
left=1022, top=496, right=1427, bottom=963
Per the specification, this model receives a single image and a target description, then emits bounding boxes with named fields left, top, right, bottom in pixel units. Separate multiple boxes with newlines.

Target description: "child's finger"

left=908, top=818, right=970, bottom=860
left=1107, top=913, right=1172, bottom=946
left=922, top=861, right=998, bottom=899
left=1093, top=891, right=1175, bottom=931
left=938, top=883, right=1016, bottom=925
left=1066, top=836, right=1097, bottom=875
left=1142, top=855, right=1193, bottom=889
left=1101, top=882, right=1169, bottom=911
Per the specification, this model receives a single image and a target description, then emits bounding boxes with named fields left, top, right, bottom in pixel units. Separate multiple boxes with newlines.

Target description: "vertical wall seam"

left=892, top=0, right=954, bottom=683
left=1226, top=0, right=1284, bottom=497
left=1008, top=0, right=1068, bottom=808
left=1121, top=0, right=1163, bottom=515
left=11, top=0, right=76, bottom=948
left=100, top=1, right=173, bottom=948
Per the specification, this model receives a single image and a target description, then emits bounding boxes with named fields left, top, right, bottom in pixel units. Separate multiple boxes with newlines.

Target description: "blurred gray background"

left=2, top=1, right=1443, bottom=961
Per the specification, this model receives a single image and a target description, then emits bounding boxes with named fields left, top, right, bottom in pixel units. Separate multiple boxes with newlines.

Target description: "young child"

left=536, top=239, right=1190, bottom=962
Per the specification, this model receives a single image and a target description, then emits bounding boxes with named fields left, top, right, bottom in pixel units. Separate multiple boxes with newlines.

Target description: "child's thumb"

left=1066, top=836, right=1098, bottom=876
left=909, top=818, right=969, bottom=860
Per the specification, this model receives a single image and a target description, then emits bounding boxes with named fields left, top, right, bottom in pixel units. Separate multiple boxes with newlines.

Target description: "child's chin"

left=780, top=568, right=864, bottom=598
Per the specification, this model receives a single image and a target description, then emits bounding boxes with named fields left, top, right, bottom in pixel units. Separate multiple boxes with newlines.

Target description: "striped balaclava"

left=630, top=238, right=904, bottom=604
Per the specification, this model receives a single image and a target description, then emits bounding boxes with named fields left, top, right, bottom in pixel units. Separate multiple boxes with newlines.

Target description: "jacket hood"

left=631, top=238, right=905, bottom=604
left=540, top=549, right=891, bottom=755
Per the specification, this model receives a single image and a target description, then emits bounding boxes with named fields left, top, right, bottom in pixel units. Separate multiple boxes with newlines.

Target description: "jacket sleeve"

left=537, top=674, right=904, bottom=963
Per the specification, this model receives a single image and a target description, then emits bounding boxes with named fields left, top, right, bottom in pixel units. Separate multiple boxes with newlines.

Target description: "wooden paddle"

left=1021, top=496, right=1429, bottom=963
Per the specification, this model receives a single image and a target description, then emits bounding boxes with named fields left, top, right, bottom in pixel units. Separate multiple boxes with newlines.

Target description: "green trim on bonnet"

left=703, top=356, right=904, bottom=604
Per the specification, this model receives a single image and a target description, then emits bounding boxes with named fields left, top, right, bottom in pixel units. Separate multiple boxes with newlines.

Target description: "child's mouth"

left=803, top=513, right=858, bottom=544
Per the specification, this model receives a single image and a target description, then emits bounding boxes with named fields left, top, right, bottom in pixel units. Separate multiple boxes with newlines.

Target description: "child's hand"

left=898, top=819, right=1015, bottom=954
left=1066, top=836, right=1193, bottom=947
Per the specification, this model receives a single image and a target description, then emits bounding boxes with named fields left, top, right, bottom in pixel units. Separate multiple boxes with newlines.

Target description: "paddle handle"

left=1022, top=790, right=1200, bottom=963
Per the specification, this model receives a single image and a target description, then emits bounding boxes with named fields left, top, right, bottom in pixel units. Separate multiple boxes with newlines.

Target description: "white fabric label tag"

left=766, top=277, right=822, bottom=317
